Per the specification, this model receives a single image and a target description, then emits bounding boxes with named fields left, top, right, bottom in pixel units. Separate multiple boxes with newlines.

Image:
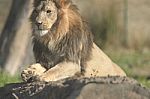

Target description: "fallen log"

left=0, top=76, right=150, bottom=99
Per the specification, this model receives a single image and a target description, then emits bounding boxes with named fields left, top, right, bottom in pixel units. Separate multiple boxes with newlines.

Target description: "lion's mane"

left=31, top=0, right=93, bottom=71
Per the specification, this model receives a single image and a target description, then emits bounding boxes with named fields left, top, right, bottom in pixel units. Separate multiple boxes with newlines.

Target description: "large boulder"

left=0, top=77, right=150, bottom=99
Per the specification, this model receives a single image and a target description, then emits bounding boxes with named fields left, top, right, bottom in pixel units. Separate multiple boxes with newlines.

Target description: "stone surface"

left=0, top=77, right=150, bottom=99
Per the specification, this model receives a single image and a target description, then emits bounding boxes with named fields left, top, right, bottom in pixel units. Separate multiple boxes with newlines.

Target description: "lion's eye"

left=46, top=10, right=52, bottom=14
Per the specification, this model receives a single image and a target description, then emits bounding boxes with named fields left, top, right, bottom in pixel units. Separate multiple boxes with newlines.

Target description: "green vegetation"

left=0, top=72, right=21, bottom=87
left=0, top=50, right=149, bottom=88
left=0, top=50, right=150, bottom=88
left=105, top=49, right=150, bottom=88
left=136, top=77, right=150, bottom=88
left=0, top=0, right=149, bottom=89
left=0, top=49, right=150, bottom=88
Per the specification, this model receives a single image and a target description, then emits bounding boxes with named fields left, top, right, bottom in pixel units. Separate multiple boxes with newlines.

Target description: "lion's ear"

left=54, top=0, right=70, bottom=8
left=60, top=0, right=70, bottom=8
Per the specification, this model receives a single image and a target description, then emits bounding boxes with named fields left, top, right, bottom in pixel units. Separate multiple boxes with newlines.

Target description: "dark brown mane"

left=32, top=0, right=93, bottom=71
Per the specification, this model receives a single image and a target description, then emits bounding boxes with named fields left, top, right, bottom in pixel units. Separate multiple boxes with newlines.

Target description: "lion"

left=21, top=0, right=126, bottom=82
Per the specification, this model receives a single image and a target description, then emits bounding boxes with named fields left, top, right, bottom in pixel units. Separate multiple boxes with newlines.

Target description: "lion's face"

left=32, top=0, right=58, bottom=36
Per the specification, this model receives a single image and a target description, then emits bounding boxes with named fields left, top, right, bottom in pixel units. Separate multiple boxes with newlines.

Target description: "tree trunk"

left=0, top=0, right=34, bottom=75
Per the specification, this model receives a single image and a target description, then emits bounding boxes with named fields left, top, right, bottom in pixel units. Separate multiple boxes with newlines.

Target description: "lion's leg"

left=35, top=62, right=81, bottom=82
left=21, top=63, right=46, bottom=82
left=84, top=43, right=126, bottom=77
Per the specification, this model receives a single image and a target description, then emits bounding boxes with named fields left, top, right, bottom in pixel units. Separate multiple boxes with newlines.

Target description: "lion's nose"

left=36, top=16, right=43, bottom=26
left=36, top=21, right=43, bottom=29
left=37, top=21, right=43, bottom=26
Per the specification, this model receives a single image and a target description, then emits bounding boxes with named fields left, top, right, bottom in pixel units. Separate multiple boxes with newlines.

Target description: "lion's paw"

left=32, top=74, right=52, bottom=82
left=30, top=75, right=48, bottom=82
left=21, top=63, right=46, bottom=82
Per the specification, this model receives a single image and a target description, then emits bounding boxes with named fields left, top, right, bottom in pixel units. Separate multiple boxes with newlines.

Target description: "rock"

left=0, top=76, right=150, bottom=99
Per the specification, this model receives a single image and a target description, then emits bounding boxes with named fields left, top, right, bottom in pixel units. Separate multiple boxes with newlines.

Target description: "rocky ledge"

left=0, top=76, right=150, bottom=99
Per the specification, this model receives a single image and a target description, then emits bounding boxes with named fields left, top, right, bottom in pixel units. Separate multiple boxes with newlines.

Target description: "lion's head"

left=31, top=0, right=93, bottom=71
left=31, top=0, right=58, bottom=36
left=31, top=0, right=80, bottom=39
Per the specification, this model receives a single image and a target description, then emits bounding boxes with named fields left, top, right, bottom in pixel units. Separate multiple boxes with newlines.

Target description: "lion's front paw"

left=21, top=63, right=46, bottom=82
left=33, top=73, right=57, bottom=82
left=32, top=75, right=51, bottom=82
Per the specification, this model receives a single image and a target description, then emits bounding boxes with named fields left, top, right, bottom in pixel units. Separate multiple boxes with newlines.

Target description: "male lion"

left=21, top=0, right=126, bottom=82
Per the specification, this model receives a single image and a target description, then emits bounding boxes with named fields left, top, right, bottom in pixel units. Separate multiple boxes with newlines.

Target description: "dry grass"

left=75, top=0, right=150, bottom=49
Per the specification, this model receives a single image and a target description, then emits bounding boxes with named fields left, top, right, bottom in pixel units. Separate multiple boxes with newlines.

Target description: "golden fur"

left=21, top=0, right=126, bottom=82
